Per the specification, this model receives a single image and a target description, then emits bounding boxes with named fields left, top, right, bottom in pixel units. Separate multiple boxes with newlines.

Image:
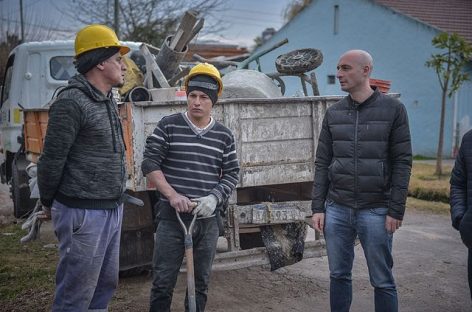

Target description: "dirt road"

left=1, top=183, right=470, bottom=311
left=112, top=209, right=471, bottom=312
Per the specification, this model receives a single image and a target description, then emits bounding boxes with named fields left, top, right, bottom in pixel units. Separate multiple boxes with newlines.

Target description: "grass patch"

left=0, top=224, right=56, bottom=309
left=413, top=155, right=436, bottom=160
left=408, top=162, right=451, bottom=203
left=406, top=197, right=450, bottom=215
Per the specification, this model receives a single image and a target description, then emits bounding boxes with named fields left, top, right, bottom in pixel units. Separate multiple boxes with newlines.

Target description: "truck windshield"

left=50, top=56, right=76, bottom=81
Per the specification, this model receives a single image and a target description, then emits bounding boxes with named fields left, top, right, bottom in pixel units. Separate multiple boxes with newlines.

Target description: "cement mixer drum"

left=221, top=70, right=283, bottom=99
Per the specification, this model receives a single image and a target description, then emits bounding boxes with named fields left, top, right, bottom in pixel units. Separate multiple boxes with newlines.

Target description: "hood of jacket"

left=58, top=74, right=111, bottom=102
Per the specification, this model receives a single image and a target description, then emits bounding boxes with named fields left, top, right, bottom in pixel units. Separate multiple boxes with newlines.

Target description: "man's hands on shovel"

left=169, top=193, right=197, bottom=213
left=192, top=194, right=218, bottom=217
left=170, top=193, right=218, bottom=217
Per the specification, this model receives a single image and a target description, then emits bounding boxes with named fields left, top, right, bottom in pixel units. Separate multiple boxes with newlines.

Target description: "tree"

left=425, top=32, right=472, bottom=176
left=253, top=36, right=263, bottom=49
left=65, top=0, right=227, bottom=48
left=0, top=12, right=62, bottom=85
left=283, top=0, right=312, bottom=23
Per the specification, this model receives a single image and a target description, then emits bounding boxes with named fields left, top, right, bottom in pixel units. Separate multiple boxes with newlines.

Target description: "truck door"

left=0, top=54, right=15, bottom=184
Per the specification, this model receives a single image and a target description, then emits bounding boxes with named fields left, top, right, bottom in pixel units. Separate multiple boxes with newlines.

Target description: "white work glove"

left=192, top=194, right=218, bottom=218
left=26, top=163, right=40, bottom=199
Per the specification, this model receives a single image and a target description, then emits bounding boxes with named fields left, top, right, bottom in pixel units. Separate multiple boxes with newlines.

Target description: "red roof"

left=374, top=0, right=472, bottom=44
left=184, top=43, right=249, bottom=62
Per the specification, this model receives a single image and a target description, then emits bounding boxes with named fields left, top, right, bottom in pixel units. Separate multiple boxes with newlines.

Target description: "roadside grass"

left=406, top=197, right=450, bottom=215
left=0, top=224, right=56, bottom=310
left=408, top=162, right=451, bottom=204
left=412, top=154, right=435, bottom=161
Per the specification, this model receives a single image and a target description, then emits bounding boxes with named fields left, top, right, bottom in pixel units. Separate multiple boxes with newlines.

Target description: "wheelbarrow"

left=176, top=207, right=198, bottom=312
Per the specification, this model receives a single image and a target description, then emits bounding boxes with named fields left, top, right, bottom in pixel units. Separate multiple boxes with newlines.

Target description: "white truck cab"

left=1, top=40, right=76, bottom=156
left=0, top=40, right=76, bottom=217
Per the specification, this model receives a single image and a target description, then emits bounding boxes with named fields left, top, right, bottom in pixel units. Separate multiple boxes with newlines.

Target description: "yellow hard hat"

left=75, top=24, right=130, bottom=57
left=184, top=63, right=223, bottom=96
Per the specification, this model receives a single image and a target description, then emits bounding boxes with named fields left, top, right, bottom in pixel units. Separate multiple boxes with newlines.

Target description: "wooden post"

left=169, top=11, right=198, bottom=52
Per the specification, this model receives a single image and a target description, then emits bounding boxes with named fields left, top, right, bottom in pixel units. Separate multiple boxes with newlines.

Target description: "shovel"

left=176, top=204, right=198, bottom=312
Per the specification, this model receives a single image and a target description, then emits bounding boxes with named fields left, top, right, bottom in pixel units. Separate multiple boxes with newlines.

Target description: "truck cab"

left=0, top=40, right=76, bottom=217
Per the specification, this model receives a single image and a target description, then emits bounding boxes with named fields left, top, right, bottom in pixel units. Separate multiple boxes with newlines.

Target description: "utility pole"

left=19, top=0, right=25, bottom=42
left=114, top=0, right=119, bottom=36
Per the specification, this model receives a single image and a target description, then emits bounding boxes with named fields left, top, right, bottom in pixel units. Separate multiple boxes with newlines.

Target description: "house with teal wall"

left=250, top=0, right=472, bottom=157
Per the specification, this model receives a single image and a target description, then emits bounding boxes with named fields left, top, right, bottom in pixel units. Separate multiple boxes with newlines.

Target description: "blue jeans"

left=51, top=200, right=123, bottom=312
left=324, top=200, right=397, bottom=312
left=149, top=216, right=219, bottom=312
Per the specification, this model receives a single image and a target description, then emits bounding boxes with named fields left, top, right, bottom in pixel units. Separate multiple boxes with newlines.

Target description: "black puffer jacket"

left=311, top=90, right=412, bottom=220
left=450, top=130, right=472, bottom=230
left=37, top=74, right=127, bottom=209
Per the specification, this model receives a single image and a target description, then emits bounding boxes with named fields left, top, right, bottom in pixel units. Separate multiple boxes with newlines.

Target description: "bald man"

left=311, top=50, right=412, bottom=312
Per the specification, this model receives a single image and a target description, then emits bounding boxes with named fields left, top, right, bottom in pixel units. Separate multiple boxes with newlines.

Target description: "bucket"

left=369, top=78, right=391, bottom=93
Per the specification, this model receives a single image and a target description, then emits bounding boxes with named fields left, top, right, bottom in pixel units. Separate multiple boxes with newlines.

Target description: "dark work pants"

left=149, top=217, right=219, bottom=312
left=460, top=208, right=472, bottom=301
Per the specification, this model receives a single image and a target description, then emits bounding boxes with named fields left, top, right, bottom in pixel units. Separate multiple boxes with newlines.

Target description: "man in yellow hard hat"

left=37, top=24, right=129, bottom=311
left=142, top=63, right=240, bottom=311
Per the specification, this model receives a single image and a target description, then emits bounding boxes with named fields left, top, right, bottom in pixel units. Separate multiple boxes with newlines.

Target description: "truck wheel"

left=11, top=155, right=36, bottom=218
left=275, top=49, right=323, bottom=75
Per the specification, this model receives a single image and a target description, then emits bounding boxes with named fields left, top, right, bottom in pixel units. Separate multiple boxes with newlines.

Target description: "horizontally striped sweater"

left=141, top=112, right=240, bottom=220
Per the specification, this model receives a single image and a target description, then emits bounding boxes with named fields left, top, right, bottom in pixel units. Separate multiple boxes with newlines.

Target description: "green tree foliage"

left=425, top=32, right=472, bottom=175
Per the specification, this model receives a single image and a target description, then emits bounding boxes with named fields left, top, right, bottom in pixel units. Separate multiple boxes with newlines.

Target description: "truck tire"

left=275, top=49, right=323, bottom=75
left=11, top=155, right=36, bottom=218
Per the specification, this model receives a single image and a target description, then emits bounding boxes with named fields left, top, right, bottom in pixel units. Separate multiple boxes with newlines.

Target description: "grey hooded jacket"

left=37, top=74, right=126, bottom=209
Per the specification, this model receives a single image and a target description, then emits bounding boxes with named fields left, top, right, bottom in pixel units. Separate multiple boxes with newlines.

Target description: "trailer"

left=22, top=93, right=343, bottom=271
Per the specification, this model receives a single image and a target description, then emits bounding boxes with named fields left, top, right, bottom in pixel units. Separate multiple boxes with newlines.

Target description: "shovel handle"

left=175, top=203, right=198, bottom=236
left=185, top=241, right=196, bottom=312
left=175, top=203, right=198, bottom=312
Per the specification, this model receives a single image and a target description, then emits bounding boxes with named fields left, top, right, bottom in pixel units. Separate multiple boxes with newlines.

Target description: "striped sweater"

left=142, top=112, right=240, bottom=219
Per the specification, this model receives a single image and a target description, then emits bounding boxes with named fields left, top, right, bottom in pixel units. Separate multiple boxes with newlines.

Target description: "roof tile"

left=374, top=0, right=472, bottom=44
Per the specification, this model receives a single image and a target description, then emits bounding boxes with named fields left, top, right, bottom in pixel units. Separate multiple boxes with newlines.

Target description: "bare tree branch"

left=63, top=0, right=228, bottom=47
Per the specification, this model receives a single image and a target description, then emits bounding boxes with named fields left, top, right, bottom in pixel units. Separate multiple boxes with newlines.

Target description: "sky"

left=0, top=0, right=292, bottom=48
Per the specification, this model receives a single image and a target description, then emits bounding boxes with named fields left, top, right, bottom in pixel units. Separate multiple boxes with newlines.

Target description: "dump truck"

left=21, top=89, right=345, bottom=271
left=1, top=34, right=349, bottom=271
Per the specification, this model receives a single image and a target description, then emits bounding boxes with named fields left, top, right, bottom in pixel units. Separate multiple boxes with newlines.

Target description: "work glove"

left=192, top=194, right=218, bottom=218
left=20, top=200, right=47, bottom=243
left=26, top=163, right=40, bottom=199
